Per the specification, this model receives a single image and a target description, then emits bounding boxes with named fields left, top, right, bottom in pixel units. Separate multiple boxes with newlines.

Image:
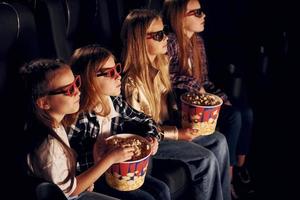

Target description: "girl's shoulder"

left=37, top=135, right=62, bottom=161
left=76, top=111, right=98, bottom=124
left=122, top=76, right=144, bottom=103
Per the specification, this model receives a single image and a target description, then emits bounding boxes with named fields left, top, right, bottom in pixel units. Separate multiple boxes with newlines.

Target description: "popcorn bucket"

left=105, top=134, right=151, bottom=191
left=181, top=92, right=223, bottom=136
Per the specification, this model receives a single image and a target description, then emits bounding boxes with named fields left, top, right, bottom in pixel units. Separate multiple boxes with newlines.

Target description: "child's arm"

left=72, top=146, right=134, bottom=196
left=202, top=80, right=230, bottom=105
left=170, top=73, right=205, bottom=93
left=93, top=134, right=107, bottom=162
left=170, top=73, right=230, bottom=105
left=160, top=125, right=198, bottom=141
left=145, top=136, right=159, bottom=155
left=112, top=96, right=161, bottom=140
left=68, top=112, right=99, bottom=172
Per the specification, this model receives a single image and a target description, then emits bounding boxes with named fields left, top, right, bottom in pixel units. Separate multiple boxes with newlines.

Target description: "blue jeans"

left=193, top=132, right=231, bottom=200
left=94, top=175, right=170, bottom=200
left=154, top=131, right=230, bottom=200
left=237, top=106, right=253, bottom=155
left=218, top=104, right=242, bottom=165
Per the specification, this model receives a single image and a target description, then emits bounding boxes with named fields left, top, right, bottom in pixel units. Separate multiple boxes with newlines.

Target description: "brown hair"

left=20, top=59, right=76, bottom=193
left=69, top=44, right=115, bottom=117
left=163, top=0, right=202, bottom=80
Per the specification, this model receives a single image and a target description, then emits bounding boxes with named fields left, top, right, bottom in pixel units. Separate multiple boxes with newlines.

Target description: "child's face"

left=183, top=0, right=206, bottom=36
left=146, top=18, right=168, bottom=60
left=38, top=67, right=80, bottom=121
left=96, top=56, right=121, bottom=96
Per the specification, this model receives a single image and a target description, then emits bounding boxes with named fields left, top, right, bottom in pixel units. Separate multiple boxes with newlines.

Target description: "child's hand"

left=178, top=128, right=198, bottom=141
left=199, top=86, right=206, bottom=94
left=224, top=100, right=232, bottom=106
left=108, top=146, right=134, bottom=164
left=93, top=135, right=107, bottom=162
left=146, top=136, right=158, bottom=155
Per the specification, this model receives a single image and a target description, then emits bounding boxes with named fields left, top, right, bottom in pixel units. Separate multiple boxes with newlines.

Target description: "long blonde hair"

left=163, top=0, right=202, bottom=80
left=121, top=9, right=171, bottom=122
left=69, top=45, right=115, bottom=117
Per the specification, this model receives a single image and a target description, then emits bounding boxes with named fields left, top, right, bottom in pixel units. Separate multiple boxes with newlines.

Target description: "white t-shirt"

left=27, top=125, right=77, bottom=197
left=94, top=97, right=120, bottom=138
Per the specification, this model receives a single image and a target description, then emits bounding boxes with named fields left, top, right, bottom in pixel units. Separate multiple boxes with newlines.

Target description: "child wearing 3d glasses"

left=121, top=9, right=230, bottom=200
left=163, top=1, right=254, bottom=197
left=68, top=45, right=170, bottom=200
left=20, top=59, right=119, bottom=200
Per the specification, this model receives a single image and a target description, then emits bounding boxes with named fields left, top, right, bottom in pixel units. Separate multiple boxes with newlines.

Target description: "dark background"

left=1, top=0, right=298, bottom=198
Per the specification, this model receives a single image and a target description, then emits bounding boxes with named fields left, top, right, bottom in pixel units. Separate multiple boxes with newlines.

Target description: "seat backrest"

left=99, top=0, right=163, bottom=58
left=0, top=1, right=40, bottom=124
left=90, top=0, right=114, bottom=49
left=0, top=1, right=39, bottom=94
left=31, top=0, right=98, bottom=61
left=148, top=0, right=164, bottom=11
left=0, top=2, right=40, bottom=179
left=0, top=2, right=18, bottom=93
left=32, top=0, right=72, bottom=60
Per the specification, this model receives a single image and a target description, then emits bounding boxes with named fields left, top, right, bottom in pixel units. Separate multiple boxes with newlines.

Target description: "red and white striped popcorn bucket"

left=105, top=134, right=151, bottom=191
left=181, top=92, right=223, bottom=136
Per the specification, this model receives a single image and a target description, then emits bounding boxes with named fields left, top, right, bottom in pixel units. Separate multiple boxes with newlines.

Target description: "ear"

left=36, top=97, right=51, bottom=110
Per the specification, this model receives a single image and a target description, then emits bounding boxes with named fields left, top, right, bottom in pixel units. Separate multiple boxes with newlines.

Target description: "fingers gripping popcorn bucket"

left=105, top=134, right=151, bottom=191
left=181, top=92, right=223, bottom=136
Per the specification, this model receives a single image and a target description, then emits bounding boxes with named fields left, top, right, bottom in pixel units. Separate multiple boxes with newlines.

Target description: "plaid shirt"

left=68, top=95, right=160, bottom=173
left=167, top=33, right=229, bottom=103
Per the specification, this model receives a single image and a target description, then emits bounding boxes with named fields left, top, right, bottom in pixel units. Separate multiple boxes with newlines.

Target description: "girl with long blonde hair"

left=121, top=9, right=231, bottom=200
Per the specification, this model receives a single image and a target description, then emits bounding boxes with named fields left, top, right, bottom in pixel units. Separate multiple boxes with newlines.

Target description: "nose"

left=164, top=34, right=168, bottom=41
left=74, top=86, right=81, bottom=96
left=114, top=72, right=121, bottom=80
